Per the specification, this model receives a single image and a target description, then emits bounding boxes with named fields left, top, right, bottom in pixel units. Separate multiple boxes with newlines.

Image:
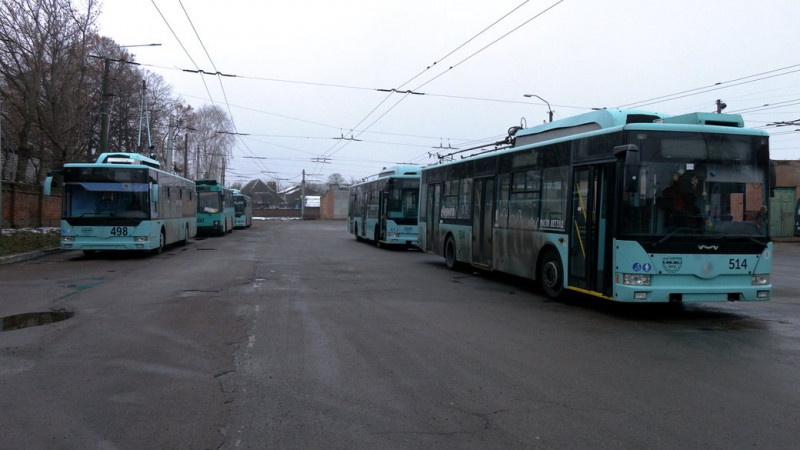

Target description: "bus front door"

left=569, top=164, right=612, bottom=297
left=426, top=183, right=441, bottom=253
left=472, top=177, right=494, bottom=267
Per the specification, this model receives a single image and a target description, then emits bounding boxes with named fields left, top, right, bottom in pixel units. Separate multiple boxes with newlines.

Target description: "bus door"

left=379, top=190, right=388, bottom=241
left=569, top=164, right=612, bottom=296
left=426, top=183, right=441, bottom=253
left=472, top=177, right=494, bottom=267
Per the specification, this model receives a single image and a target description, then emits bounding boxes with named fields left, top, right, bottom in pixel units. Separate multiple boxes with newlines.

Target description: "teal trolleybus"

left=419, top=109, right=772, bottom=303
left=195, top=180, right=235, bottom=235
left=233, top=189, right=253, bottom=229
left=348, top=165, right=421, bottom=248
left=45, top=152, right=197, bottom=255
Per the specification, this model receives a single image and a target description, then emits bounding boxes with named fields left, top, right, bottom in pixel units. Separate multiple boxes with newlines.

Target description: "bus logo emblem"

left=698, top=245, right=719, bottom=251
left=662, top=257, right=682, bottom=273
left=81, top=228, right=92, bottom=235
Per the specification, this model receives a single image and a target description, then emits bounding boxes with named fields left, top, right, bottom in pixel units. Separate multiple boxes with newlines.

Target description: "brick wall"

left=1, top=183, right=62, bottom=228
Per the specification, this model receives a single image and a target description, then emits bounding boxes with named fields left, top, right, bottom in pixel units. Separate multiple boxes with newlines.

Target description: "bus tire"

left=539, top=249, right=564, bottom=299
left=154, top=229, right=166, bottom=254
left=180, top=224, right=189, bottom=246
left=444, top=235, right=461, bottom=270
left=354, top=222, right=362, bottom=241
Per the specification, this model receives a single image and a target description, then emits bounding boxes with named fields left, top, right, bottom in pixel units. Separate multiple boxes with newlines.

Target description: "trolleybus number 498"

left=110, top=226, right=130, bottom=236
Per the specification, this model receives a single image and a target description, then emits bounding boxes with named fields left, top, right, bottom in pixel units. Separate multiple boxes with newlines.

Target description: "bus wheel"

left=154, top=230, right=165, bottom=254
left=444, top=236, right=460, bottom=270
left=539, top=249, right=564, bottom=299
left=354, top=222, right=362, bottom=242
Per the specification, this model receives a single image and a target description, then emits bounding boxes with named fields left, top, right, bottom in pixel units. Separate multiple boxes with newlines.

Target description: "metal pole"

left=99, top=58, right=111, bottom=153
left=184, top=133, right=189, bottom=179
left=0, top=98, right=3, bottom=231
left=165, top=115, right=174, bottom=172
left=301, top=169, right=306, bottom=220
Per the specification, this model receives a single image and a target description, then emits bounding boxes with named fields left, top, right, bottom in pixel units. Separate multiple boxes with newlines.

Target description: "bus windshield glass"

left=197, top=191, right=222, bottom=214
left=386, top=179, right=419, bottom=224
left=63, top=182, right=150, bottom=219
left=620, top=131, right=769, bottom=239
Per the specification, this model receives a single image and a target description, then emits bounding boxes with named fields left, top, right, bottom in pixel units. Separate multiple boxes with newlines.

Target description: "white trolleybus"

left=418, top=109, right=772, bottom=303
left=45, top=152, right=197, bottom=255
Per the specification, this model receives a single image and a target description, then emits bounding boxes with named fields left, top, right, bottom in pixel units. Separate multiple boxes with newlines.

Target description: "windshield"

left=619, top=131, right=769, bottom=240
left=198, top=191, right=222, bottom=214
left=386, top=179, right=419, bottom=224
left=63, top=182, right=150, bottom=219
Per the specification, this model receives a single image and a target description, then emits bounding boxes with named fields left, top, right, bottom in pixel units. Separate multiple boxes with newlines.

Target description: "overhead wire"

left=314, top=0, right=567, bottom=174
left=154, top=0, right=272, bottom=178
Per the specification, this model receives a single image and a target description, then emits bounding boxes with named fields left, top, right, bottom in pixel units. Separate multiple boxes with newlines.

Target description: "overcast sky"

left=98, top=0, right=800, bottom=186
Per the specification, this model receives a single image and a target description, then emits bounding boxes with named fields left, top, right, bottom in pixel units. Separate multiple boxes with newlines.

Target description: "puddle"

left=2, top=310, right=74, bottom=332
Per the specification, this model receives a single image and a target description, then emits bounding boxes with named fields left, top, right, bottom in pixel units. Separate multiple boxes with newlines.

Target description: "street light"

left=523, top=94, right=553, bottom=123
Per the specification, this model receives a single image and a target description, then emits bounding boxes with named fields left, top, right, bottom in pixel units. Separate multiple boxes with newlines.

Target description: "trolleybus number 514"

left=728, top=258, right=748, bottom=270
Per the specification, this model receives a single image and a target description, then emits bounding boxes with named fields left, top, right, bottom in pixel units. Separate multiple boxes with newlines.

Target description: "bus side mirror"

left=43, top=176, right=53, bottom=196
left=614, top=145, right=640, bottom=192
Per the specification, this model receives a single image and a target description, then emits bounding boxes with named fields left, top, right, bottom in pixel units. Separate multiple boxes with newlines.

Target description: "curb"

left=0, top=248, right=61, bottom=266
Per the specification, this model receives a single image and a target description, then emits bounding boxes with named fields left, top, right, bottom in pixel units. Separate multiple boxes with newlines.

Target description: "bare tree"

left=327, top=172, right=346, bottom=186
left=0, top=0, right=99, bottom=182
left=193, top=104, right=233, bottom=182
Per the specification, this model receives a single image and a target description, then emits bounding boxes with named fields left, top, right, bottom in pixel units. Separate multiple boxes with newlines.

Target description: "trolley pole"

left=301, top=169, right=306, bottom=220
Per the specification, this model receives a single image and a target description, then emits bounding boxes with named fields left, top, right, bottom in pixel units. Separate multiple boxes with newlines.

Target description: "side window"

left=457, top=178, right=472, bottom=220
left=495, top=173, right=511, bottom=228
left=442, top=180, right=459, bottom=219
left=541, top=166, right=568, bottom=230
left=509, top=170, right=539, bottom=229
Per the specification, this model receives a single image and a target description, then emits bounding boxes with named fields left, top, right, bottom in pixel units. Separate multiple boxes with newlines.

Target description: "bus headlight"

left=62, top=236, right=75, bottom=242
left=134, top=236, right=149, bottom=242
left=751, top=274, right=769, bottom=285
left=623, top=273, right=651, bottom=286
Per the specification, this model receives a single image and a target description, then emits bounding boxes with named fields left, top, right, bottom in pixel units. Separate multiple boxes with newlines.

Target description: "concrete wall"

left=320, top=187, right=349, bottom=220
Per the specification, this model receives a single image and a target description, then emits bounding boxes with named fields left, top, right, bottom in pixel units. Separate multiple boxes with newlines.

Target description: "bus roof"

left=424, top=109, right=766, bottom=172
left=96, top=152, right=160, bottom=168
left=63, top=152, right=161, bottom=170
left=514, top=109, right=755, bottom=147
left=513, top=109, right=667, bottom=147
left=377, top=165, right=422, bottom=178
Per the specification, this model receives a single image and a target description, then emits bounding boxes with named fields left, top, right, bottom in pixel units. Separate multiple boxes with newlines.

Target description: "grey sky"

left=99, top=0, right=800, bottom=185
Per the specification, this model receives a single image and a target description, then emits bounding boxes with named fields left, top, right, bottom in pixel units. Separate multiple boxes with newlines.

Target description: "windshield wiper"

left=654, top=227, right=695, bottom=246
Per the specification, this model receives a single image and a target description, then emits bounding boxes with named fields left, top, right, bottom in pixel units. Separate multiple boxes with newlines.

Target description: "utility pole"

left=165, top=115, right=174, bottom=172
left=99, top=57, right=111, bottom=153
left=184, top=133, right=189, bottom=179
left=0, top=98, right=3, bottom=231
left=301, top=169, right=306, bottom=220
